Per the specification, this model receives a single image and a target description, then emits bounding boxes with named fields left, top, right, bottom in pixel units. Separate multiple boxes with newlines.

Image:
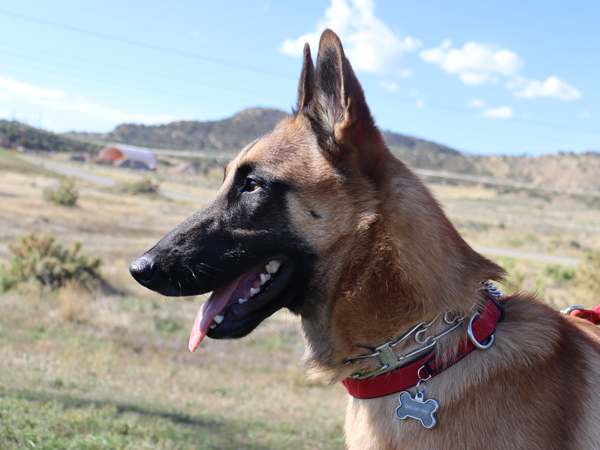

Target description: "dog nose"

left=129, top=255, right=157, bottom=286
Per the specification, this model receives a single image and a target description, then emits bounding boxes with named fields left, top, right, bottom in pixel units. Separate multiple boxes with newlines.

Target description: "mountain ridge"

left=65, top=108, right=290, bottom=152
left=4, top=107, right=599, bottom=192
left=65, top=107, right=479, bottom=174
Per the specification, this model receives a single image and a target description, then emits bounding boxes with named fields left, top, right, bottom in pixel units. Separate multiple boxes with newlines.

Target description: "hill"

left=468, top=152, right=600, bottom=193
left=0, top=120, right=101, bottom=154
left=65, top=108, right=290, bottom=152
left=381, top=131, right=478, bottom=174
left=65, top=107, right=474, bottom=172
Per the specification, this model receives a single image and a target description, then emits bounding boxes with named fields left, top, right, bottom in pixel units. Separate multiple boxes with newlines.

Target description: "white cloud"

left=0, top=75, right=65, bottom=101
left=379, top=80, right=397, bottom=92
left=421, top=40, right=581, bottom=102
left=37, top=97, right=179, bottom=124
left=415, top=99, right=425, bottom=108
left=420, top=41, right=523, bottom=85
left=582, top=111, right=590, bottom=119
left=0, top=74, right=181, bottom=125
left=468, top=98, right=485, bottom=108
left=279, top=0, right=420, bottom=75
left=482, top=106, right=513, bottom=119
left=512, top=76, right=581, bottom=100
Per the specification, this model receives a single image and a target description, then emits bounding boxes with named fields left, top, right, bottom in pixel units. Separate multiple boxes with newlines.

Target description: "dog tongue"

left=189, top=265, right=265, bottom=352
left=189, top=275, right=243, bottom=352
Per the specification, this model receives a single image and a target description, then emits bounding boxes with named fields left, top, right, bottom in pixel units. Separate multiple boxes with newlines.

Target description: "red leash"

left=565, top=305, right=600, bottom=325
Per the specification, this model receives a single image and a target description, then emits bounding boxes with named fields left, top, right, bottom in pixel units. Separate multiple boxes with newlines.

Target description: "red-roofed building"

left=98, top=145, right=157, bottom=170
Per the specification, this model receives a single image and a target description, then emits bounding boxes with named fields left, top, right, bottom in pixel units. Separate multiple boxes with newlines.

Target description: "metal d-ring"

left=467, top=313, right=494, bottom=350
left=415, top=365, right=431, bottom=395
left=417, top=365, right=431, bottom=382
left=560, top=305, right=584, bottom=315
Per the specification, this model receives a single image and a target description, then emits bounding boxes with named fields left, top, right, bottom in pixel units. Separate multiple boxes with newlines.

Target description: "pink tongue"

left=188, top=265, right=266, bottom=352
left=189, top=275, right=243, bottom=352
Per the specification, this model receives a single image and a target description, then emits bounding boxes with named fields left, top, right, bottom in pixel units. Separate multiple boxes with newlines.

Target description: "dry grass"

left=58, top=280, right=91, bottom=322
left=0, top=169, right=204, bottom=267
left=0, top=288, right=347, bottom=449
left=432, top=183, right=600, bottom=259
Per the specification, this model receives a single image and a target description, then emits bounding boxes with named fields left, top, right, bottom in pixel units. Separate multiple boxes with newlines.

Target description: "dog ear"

left=297, top=43, right=315, bottom=112
left=309, top=29, right=382, bottom=175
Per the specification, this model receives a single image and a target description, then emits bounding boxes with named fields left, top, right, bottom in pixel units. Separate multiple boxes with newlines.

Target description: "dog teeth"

left=238, top=298, right=248, bottom=304
left=260, top=273, right=271, bottom=285
left=250, top=287, right=260, bottom=297
left=213, top=314, right=224, bottom=324
left=210, top=323, right=217, bottom=329
left=265, top=260, right=282, bottom=274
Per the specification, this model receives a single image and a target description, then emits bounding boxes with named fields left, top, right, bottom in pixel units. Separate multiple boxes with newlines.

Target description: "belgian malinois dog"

left=130, top=29, right=600, bottom=449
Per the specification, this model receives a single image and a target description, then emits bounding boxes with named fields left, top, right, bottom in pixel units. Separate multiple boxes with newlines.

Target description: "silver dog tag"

left=395, top=391, right=439, bottom=429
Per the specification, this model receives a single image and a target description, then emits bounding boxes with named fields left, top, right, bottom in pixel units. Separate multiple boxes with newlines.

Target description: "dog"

left=130, top=29, right=600, bottom=449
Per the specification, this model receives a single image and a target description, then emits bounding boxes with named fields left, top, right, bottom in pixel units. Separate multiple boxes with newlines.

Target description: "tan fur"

left=220, top=30, right=600, bottom=448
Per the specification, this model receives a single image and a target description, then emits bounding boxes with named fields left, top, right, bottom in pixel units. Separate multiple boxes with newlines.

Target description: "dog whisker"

left=197, top=262, right=224, bottom=276
left=186, top=268, right=205, bottom=290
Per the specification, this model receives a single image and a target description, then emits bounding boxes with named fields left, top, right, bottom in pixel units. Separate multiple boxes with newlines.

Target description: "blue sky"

left=0, top=0, right=598, bottom=155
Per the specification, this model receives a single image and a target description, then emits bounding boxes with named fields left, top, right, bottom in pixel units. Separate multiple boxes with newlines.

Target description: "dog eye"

left=243, top=178, right=262, bottom=192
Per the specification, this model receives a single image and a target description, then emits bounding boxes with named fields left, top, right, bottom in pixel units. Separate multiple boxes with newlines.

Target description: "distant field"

left=1, top=149, right=599, bottom=449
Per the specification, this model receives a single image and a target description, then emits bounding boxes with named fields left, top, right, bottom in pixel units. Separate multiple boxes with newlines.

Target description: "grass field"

left=1, top=149, right=599, bottom=449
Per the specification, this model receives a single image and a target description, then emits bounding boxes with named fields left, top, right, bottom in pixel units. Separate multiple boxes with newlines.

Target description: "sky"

left=0, top=0, right=598, bottom=156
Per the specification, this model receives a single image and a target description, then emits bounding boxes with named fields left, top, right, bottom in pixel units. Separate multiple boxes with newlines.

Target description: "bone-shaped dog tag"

left=395, top=391, right=439, bottom=429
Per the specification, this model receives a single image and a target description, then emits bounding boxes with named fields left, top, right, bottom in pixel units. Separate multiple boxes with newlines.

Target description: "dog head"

left=130, top=29, right=503, bottom=375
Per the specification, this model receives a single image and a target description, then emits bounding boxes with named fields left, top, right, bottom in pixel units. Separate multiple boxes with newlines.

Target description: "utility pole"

left=20, top=124, right=26, bottom=151
left=36, top=113, right=42, bottom=152
left=8, top=109, right=15, bottom=149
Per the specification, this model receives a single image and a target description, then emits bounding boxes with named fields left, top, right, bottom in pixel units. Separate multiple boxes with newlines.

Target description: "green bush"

left=43, top=177, right=79, bottom=207
left=6, top=231, right=101, bottom=289
left=116, top=178, right=159, bottom=195
left=0, top=271, right=16, bottom=292
left=544, top=264, right=576, bottom=286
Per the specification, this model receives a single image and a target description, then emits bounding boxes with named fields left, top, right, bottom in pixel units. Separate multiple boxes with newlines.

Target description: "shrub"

left=7, top=231, right=101, bottom=289
left=116, top=178, right=159, bottom=195
left=43, top=177, right=78, bottom=207
left=0, top=270, right=16, bottom=292
left=544, top=264, right=576, bottom=287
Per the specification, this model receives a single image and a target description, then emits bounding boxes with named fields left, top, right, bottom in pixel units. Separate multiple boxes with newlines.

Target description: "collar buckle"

left=350, top=339, right=438, bottom=380
left=349, top=342, right=404, bottom=380
left=377, top=342, right=400, bottom=367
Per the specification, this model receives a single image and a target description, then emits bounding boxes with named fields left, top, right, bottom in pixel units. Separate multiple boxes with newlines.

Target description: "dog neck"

left=340, top=285, right=505, bottom=398
left=298, top=154, right=505, bottom=382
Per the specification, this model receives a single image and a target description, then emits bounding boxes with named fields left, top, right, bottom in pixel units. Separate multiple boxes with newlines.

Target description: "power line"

left=0, top=49, right=287, bottom=108
left=0, top=8, right=295, bottom=81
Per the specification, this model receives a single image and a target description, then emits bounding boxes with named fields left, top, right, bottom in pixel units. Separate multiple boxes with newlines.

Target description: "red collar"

left=341, top=293, right=504, bottom=399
